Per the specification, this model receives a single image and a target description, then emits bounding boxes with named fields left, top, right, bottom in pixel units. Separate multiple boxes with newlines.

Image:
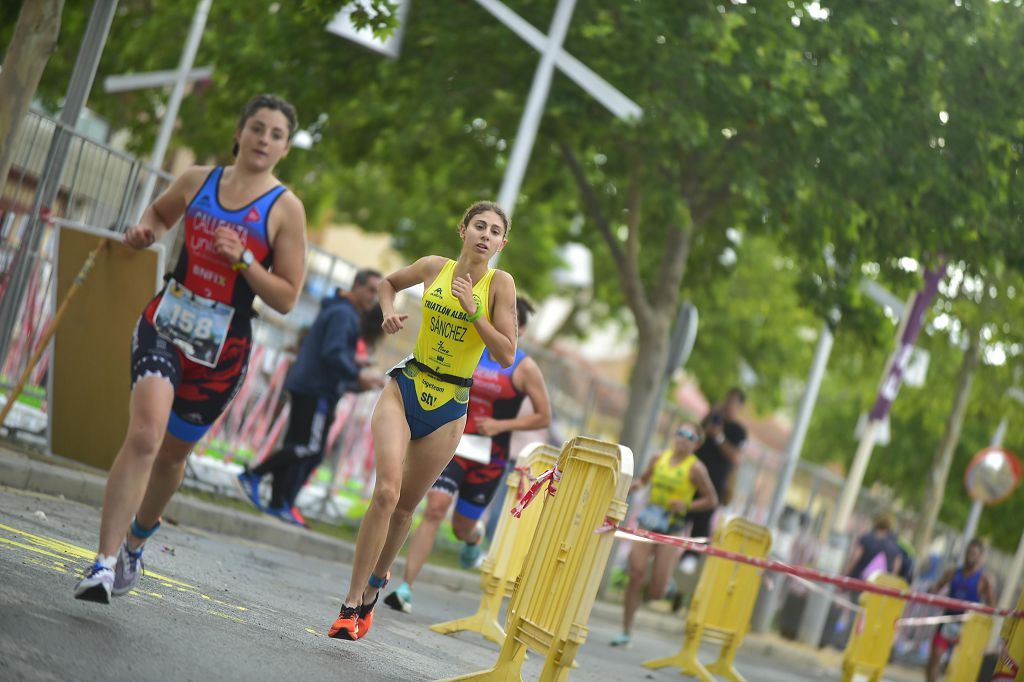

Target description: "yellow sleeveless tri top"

left=406, top=259, right=495, bottom=409
left=649, top=450, right=698, bottom=509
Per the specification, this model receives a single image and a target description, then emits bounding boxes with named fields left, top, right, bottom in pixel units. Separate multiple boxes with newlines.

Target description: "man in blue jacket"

left=236, top=269, right=382, bottom=523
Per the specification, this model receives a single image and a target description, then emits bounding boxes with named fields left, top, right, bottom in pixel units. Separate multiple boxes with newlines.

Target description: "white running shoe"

left=112, top=541, right=145, bottom=596
left=74, top=562, right=114, bottom=604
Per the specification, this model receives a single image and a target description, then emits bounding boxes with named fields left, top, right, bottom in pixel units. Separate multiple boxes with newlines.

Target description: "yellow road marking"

left=0, top=522, right=195, bottom=588
left=0, top=537, right=68, bottom=560
left=0, top=522, right=259, bottom=611
left=207, top=610, right=245, bottom=624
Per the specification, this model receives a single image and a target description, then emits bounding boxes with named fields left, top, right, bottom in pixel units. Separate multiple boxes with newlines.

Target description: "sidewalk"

left=0, top=442, right=921, bottom=681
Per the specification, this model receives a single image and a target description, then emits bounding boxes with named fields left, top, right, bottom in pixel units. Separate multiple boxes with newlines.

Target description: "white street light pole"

left=134, top=0, right=212, bottom=220
left=495, top=0, right=576, bottom=219
left=470, top=0, right=641, bottom=266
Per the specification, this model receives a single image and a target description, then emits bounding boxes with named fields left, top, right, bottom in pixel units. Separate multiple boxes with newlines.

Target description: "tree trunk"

left=0, top=0, right=64, bottom=193
left=557, top=139, right=696, bottom=462
left=913, top=321, right=983, bottom=560
left=618, top=313, right=671, bottom=458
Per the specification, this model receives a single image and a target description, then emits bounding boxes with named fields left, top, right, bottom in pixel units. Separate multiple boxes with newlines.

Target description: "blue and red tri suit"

left=433, top=348, right=529, bottom=520
left=131, top=166, right=285, bottom=441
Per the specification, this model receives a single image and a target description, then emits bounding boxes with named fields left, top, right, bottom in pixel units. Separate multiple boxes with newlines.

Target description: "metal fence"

left=0, top=108, right=174, bottom=419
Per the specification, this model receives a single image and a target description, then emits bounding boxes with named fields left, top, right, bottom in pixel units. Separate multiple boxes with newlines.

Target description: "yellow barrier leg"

left=706, top=634, right=746, bottom=682
left=946, top=613, right=993, bottom=682
left=442, top=643, right=527, bottom=682
left=439, top=437, right=632, bottom=682
left=643, top=519, right=772, bottom=681
left=642, top=623, right=715, bottom=681
left=430, top=584, right=506, bottom=645
left=992, top=589, right=1024, bottom=681
left=841, top=574, right=908, bottom=682
left=431, top=444, right=560, bottom=648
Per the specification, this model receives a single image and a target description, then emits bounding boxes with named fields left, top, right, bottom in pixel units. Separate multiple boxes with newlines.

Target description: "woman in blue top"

left=74, top=95, right=308, bottom=604
left=925, top=538, right=993, bottom=682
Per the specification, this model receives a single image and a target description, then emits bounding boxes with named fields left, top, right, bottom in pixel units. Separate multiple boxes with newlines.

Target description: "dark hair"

left=461, top=201, right=510, bottom=235
left=516, top=296, right=535, bottom=329
left=232, top=94, right=298, bottom=156
left=727, top=387, right=747, bottom=403
left=353, top=268, right=382, bottom=288
left=968, top=538, right=985, bottom=552
left=872, top=513, right=894, bottom=533
left=361, top=304, right=385, bottom=348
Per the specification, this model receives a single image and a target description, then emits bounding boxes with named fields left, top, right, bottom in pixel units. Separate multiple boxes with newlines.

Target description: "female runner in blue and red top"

left=75, top=94, right=308, bottom=604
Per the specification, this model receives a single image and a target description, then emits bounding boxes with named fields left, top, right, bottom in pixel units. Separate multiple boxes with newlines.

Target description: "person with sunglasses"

left=610, top=421, right=717, bottom=647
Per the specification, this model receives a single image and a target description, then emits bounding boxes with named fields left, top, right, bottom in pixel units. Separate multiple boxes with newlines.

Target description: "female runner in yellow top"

left=328, top=201, right=518, bottom=641
left=611, top=420, right=717, bottom=647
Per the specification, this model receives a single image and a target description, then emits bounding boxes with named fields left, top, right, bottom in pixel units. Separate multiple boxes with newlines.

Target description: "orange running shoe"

left=327, top=603, right=360, bottom=640
left=355, top=592, right=381, bottom=640
left=355, top=571, right=389, bottom=640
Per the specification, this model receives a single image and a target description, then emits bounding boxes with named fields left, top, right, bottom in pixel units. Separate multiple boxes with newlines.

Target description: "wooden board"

left=50, top=225, right=164, bottom=469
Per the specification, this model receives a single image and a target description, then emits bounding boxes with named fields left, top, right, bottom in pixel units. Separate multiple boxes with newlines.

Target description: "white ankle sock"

left=96, top=554, right=116, bottom=570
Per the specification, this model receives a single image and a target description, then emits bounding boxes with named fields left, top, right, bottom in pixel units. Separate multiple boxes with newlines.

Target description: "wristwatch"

left=232, top=248, right=255, bottom=271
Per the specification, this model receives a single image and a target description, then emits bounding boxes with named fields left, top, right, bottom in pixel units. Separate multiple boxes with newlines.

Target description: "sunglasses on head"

left=676, top=427, right=700, bottom=442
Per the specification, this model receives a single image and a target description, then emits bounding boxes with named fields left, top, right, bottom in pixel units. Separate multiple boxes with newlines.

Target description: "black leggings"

left=250, top=392, right=335, bottom=508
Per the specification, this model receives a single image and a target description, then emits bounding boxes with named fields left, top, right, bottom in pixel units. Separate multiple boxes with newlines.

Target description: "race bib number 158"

left=153, top=279, right=234, bottom=368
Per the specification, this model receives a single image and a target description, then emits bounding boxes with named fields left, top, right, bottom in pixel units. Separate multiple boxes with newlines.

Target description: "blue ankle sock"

left=130, top=517, right=161, bottom=540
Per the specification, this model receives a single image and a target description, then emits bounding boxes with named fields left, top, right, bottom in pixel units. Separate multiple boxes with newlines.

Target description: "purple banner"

left=869, top=261, right=947, bottom=421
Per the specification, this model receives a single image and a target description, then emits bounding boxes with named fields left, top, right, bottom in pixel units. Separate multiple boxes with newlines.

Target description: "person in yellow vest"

left=611, top=421, right=717, bottom=647
left=327, top=201, right=518, bottom=642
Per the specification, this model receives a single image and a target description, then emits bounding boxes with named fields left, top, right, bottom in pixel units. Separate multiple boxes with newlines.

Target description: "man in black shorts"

left=686, top=388, right=747, bottom=543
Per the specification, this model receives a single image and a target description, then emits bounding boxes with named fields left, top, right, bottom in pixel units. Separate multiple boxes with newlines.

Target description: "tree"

left=0, top=0, right=63, bottom=191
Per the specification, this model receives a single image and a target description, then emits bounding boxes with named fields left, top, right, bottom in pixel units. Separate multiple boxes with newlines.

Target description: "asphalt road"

left=1, top=485, right=858, bottom=681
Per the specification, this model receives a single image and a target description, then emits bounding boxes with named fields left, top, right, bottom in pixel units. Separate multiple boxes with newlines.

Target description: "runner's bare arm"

left=629, top=458, right=658, bottom=493
left=843, top=544, right=864, bottom=578
left=929, top=568, right=956, bottom=594
left=124, top=166, right=209, bottom=249
left=980, top=574, right=994, bottom=606
left=472, top=270, right=517, bottom=367
left=217, top=190, right=306, bottom=314
left=477, top=358, right=552, bottom=437
left=379, top=256, right=446, bottom=334
left=687, top=460, right=719, bottom=514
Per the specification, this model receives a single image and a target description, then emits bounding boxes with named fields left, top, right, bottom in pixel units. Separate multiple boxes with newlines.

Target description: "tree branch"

left=559, top=139, right=652, bottom=323
left=558, top=140, right=623, bottom=266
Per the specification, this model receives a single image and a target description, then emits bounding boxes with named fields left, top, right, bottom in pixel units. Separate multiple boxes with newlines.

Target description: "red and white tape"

left=510, top=465, right=560, bottom=518
left=896, top=613, right=972, bottom=628
left=606, top=523, right=1024, bottom=621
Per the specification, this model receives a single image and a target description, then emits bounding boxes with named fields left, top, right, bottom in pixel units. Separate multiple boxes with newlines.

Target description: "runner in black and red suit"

left=74, top=95, right=308, bottom=604
left=384, top=297, right=550, bottom=614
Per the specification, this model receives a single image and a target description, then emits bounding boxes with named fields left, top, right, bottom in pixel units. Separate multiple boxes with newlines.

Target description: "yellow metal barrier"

left=430, top=442, right=561, bottom=645
left=643, top=518, right=773, bottom=682
left=840, top=573, right=908, bottom=682
left=946, top=612, right=993, bottom=682
left=993, top=590, right=1024, bottom=681
left=440, top=436, right=632, bottom=682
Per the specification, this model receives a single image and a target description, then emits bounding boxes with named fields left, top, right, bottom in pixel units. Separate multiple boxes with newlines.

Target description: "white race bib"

left=153, top=278, right=234, bottom=368
left=455, top=433, right=492, bottom=464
